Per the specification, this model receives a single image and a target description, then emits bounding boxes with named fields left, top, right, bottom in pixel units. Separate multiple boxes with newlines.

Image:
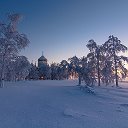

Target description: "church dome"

left=38, top=55, right=47, bottom=61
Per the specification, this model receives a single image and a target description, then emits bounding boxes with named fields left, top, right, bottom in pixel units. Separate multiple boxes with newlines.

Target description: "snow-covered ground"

left=0, top=80, right=128, bottom=128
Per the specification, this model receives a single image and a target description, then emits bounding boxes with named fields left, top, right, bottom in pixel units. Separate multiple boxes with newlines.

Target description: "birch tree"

left=0, top=13, right=30, bottom=87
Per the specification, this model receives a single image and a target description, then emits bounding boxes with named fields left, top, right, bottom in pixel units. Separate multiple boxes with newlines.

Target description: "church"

left=27, top=52, right=51, bottom=80
left=38, top=53, right=48, bottom=68
left=37, top=53, right=51, bottom=80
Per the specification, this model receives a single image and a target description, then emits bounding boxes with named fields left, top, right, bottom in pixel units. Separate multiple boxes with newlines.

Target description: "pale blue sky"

left=0, top=0, right=128, bottom=63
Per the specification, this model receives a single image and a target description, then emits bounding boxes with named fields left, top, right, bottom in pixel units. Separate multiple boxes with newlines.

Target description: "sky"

left=0, top=0, right=128, bottom=64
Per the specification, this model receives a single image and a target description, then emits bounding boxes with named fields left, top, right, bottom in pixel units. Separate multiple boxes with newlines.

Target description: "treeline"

left=27, top=36, right=128, bottom=87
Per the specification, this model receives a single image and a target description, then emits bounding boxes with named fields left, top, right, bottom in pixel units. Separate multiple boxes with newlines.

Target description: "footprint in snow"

left=63, top=108, right=84, bottom=118
left=116, top=109, right=123, bottom=112
left=120, top=104, right=128, bottom=107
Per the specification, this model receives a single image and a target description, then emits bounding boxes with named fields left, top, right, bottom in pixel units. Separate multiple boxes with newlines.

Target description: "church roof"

left=38, top=55, right=47, bottom=61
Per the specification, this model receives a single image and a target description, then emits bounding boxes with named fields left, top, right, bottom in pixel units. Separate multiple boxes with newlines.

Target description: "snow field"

left=0, top=80, right=128, bottom=128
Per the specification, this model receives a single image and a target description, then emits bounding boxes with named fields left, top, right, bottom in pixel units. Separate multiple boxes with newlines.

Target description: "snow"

left=0, top=80, right=128, bottom=128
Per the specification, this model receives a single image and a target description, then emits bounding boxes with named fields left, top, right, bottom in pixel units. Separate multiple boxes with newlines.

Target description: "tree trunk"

left=113, top=50, right=118, bottom=86
left=78, top=73, right=81, bottom=86
left=0, top=55, right=5, bottom=88
left=114, top=57, right=118, bottom=87
left=97, top=52, right=100, bottom=86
